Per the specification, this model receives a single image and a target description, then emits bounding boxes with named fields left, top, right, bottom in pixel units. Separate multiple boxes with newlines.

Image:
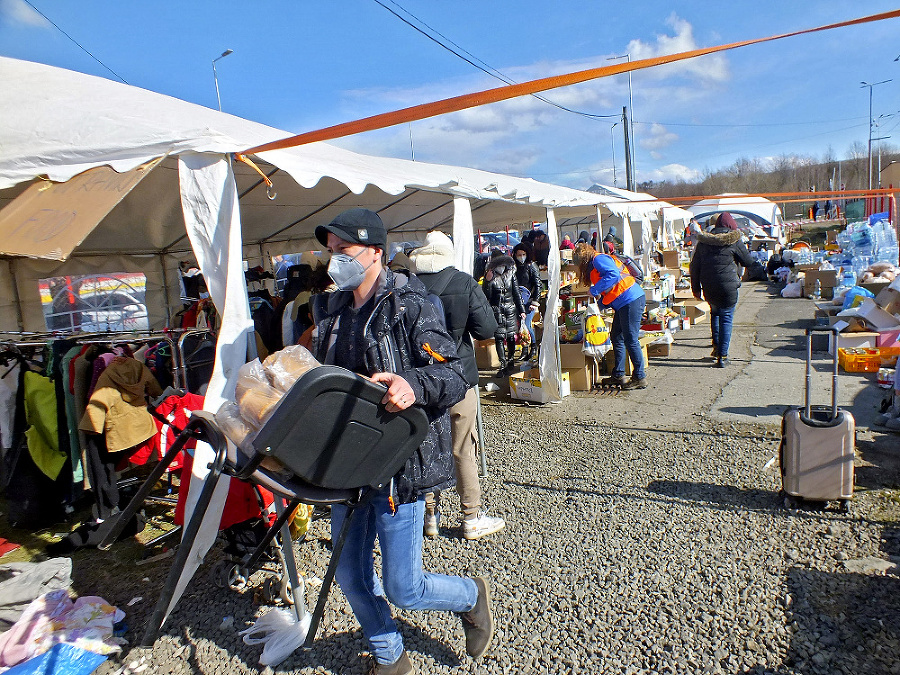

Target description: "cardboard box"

left=647, top=342, right=672, bottom=357
left=803, top=269, right=839, bottom=296
left=660, top=249, right=680, bottom=269
left=565, top=363, right=596, bottom=391
left=508, top=369, right=570, bottom=403
left=860, top=279, right=890, bottom=296
left=657, top=267, right=682, bottom=281
left=605, top=344, right=649, bottom=376
left=673, top=299, right=710, bottom=325
left=856, top=297, right=900, bottom=331
left=828, top=330, right=879, bottom=355
left=877, top=329, right=900, bottom=347
left=875, top=285, right=900, bottom=315
left=474, top=339, right=500, bottom=369
left=560, top=342, right=588, bottom=369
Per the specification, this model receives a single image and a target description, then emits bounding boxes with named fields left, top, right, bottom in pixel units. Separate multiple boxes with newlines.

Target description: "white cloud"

left=0, top=0, right=50, bottom=27
left=643, top=163, right=703, bottom=183
left=627, top=13, right=729, bottom=83
left=640, top=123, right=678, bottom=151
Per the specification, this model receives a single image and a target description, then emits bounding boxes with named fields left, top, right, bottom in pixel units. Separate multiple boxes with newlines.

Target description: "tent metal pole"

left=8, top=259, right=24, bottom=332
left=159, top=253, right=172, bottom=327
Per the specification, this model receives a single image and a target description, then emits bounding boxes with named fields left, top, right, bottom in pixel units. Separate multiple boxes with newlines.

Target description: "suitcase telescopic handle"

left=804, top=326, right=839, bottom=420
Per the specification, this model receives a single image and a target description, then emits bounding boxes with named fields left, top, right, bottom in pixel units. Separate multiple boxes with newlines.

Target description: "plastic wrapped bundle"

left=215, top=401, right=257, bottom=453
left=262, top=345, right=321, bottom=392
left=235, top=359, right=283, bottom=427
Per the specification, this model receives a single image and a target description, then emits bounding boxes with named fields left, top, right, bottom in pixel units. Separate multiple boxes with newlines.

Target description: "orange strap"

left=242, top=9, right=900, bottom=156
left=233, top=153, right=277, bottom=199
left=422, top=342, right=447, bottom=363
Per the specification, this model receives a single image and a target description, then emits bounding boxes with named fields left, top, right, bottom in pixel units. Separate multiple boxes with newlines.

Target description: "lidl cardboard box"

left=560, top=342, right=588, bottom=369
left=474, top=339, right=500, bottom=369
left=509, top=369, right=570, bottom=403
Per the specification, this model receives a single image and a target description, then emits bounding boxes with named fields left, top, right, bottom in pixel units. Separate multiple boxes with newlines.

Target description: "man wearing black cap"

left=310, top=208, right=495, bottom=674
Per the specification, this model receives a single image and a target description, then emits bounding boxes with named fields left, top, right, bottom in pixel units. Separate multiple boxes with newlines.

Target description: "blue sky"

left=2, top=1, right=899, bottom=190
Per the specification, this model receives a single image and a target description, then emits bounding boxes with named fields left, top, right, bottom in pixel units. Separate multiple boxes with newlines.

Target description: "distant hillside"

left=637, top=145, right=900, bottom=220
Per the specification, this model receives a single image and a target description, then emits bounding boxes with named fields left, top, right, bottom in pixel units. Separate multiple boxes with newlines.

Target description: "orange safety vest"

left=589, top=254, right=636, bottom=306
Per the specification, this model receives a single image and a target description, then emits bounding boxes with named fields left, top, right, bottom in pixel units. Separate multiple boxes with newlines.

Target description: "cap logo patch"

left=358, top=228, right=369, bottom=241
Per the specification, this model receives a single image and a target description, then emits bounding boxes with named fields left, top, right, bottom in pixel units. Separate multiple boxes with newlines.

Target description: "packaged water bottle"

left=812, top=279, right=821, bottom=300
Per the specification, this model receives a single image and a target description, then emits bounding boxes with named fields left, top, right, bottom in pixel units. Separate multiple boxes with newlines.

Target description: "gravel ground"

left=79, top=394, right=900, bottom=675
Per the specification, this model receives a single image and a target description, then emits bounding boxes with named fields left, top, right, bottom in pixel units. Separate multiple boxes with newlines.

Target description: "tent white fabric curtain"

left=452, top=196, right=475, bottom=276
left=168, top=154, right=253, bottom=621
left=538, top=208, right=563, bottom=401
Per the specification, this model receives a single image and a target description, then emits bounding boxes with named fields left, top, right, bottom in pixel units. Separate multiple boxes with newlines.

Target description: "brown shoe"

left=621, top=377, right=647, bottom=390
left=370, top=651, right=414, bottom=675
left=459, top=577, right=494, bottom=658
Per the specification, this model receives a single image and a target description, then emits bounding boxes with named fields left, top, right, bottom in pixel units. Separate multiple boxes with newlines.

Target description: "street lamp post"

left=212, top=49, right=233, bottom=112
left=610, top=123, right=618, bottom=187
left=608, top=54, right=635, bottom=189
left=860, top=79, right=892, bottom=191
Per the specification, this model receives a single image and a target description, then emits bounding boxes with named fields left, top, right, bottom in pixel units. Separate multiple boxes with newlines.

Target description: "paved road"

left=538, top=281, right=884, bottom=433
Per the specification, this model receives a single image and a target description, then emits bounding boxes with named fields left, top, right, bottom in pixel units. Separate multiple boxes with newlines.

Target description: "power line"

left=638, top=115, right=869, bottom=129
left=24, top=0, right=127, bottom=84
left=372, top=0, right=617, bottom=120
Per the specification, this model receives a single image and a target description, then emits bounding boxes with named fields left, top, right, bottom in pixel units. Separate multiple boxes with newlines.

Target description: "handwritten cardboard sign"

left=0, top=161, right=157, bottom=260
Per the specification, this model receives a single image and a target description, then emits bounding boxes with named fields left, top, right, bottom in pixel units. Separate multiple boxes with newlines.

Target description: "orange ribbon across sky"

left=243, top=8, right=900, bottom=156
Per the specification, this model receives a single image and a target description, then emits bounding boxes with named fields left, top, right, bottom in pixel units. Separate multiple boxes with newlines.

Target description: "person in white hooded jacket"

left=410, top=231, right=506, bottom=541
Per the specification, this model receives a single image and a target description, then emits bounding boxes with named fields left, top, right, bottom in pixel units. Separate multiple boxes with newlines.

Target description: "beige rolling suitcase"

left=780, top=328, right=854, bottom=510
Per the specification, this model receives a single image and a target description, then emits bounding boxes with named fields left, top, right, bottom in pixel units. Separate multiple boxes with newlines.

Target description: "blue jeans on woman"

left=709, top=304, right=735, bottom=357
left=331, top=491, right=478, bottom=665
left=611, top=295, right=646, bottom=380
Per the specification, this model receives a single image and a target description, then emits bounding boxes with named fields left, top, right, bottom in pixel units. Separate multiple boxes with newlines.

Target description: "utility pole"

left=622, top=107, right=634, bottom=192
left=861, top=79, right=891, bottom=191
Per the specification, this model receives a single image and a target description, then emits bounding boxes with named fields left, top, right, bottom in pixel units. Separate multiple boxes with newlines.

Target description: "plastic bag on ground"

left=3, top=643, right=106, bottom=675
left=239, top=608, right=311, bottom=667
left=781, top=281, right=803, bottom=298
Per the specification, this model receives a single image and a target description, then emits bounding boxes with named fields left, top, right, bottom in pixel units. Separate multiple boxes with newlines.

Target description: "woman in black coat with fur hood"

left=484, top=250, right=526, bottom=375
left=689, top=212, right=754, bottom=368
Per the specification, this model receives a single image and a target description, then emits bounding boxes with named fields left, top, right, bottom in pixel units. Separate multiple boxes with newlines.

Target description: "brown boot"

left=370, top=651, right=414, bottom=675
left=459, top=577, right=494, bottom=658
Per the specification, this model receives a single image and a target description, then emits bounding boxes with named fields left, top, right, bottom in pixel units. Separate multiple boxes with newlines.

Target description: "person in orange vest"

left=574, top=243, right=647, bottom=389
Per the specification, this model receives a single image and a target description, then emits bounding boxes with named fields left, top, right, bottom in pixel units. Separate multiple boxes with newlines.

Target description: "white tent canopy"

left=1, top=56, right=644, bottom=621
left=688, top=194, right=784, bottom=228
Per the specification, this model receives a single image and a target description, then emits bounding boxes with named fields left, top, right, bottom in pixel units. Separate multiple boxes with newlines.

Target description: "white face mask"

left=327, top=247, right=374, bottom=291
left=516, top=255, right=527, bottom=264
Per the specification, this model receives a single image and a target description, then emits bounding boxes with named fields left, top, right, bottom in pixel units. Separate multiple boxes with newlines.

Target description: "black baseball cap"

left=315, top=208, right=387, bottom=248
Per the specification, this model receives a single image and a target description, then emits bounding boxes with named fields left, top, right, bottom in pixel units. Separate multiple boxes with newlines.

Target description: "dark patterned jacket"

left=311, top=269, right=467, bottom=504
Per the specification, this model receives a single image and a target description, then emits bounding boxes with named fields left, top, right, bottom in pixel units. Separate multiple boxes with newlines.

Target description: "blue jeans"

left=331, top=492, right=478, bottom=665
left=611, top=296, right=646, bottom=380
left=709, top=304, right=735, bottom=357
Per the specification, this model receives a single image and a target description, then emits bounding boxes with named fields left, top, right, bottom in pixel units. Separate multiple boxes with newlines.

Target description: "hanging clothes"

left=141, top=391, right=204, bottom=469
left=79, top=357, right=162, bottom=453
left=23, top=371, right=65, bottom=481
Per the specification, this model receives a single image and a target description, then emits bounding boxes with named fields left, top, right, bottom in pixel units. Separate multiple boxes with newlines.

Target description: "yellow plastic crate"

left=838, top=347, right=900, bottom=373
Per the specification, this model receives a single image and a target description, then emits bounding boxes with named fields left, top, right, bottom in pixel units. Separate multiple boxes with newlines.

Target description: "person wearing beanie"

left=409, top=231, right=505, bottom=541
left=512, top=242, right=542, bottom=362
left=689, top=211, right=754, bottom=368
left=603, top=225, right=620, bottom=252
left=311, top=210, right=494, bottom=673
